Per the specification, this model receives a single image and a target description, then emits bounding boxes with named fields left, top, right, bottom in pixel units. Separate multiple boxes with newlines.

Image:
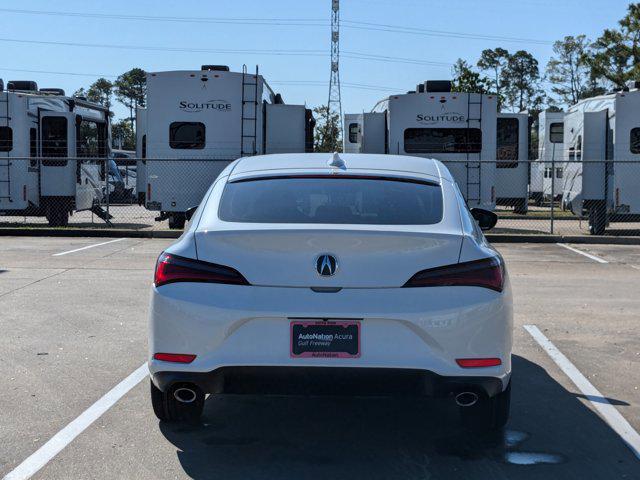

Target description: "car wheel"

left=150, top=380, right=205, bottom=423
left=459, top=380, right=511, bottom=431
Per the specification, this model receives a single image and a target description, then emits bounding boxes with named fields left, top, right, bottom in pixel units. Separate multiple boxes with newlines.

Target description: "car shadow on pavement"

left=159, top=355, right=640, bottom=480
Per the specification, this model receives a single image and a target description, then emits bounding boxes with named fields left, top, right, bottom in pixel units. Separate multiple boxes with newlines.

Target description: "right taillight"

left=403, top=256, right=504, bottom=292
left=154, top=252, right=249, bottom=287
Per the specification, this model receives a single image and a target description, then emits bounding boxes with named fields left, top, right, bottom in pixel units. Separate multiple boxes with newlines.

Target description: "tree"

left=114, top=68, right=146, bottom=129
left=546, top=35, right=595, bottom=106
left=502, top=50, right=544, bottom=112
left=86, top=78, right=114, bottom=112
left=477, top=48, right=509, bottom=107
left=111, top=119, right=135, bottom=150
left=313, top=105, right=342, bottom=152
left=588, top=3, right=640, bottom=88
left=451, top=59, right=491, bottom=94
left=73, top=87, right=87, bottom=98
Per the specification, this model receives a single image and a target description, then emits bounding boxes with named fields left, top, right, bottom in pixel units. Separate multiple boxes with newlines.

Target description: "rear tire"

left=168, top=213, right=186, bottom=230
left=459, top=380, right=511, bottom=431
left=150, top=380, right=205, bottom=423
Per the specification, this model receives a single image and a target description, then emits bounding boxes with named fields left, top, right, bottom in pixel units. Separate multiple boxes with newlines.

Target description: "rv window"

left=348, top=123, right=359, bottom=143
left=549, top=123, right=564, bottom=143
left=630, top=128, right=640, bottom=154
left=544, top=167, right=552, bottom=178
left=497, top=118, right=519, bottom=168
left=0, top=127, right=12, bottom=152
left=403, top=128, right=482, bottom=154
left=77, top=120, right=107, bottom=158
left=170, top=122, right=205, bottom=149
left=556, top=167, right=563, bottom=179
left=42, top=116, right=68, bottom=166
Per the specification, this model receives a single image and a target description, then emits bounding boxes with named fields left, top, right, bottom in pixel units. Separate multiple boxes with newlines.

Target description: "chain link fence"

left=1, top=157, right=640, bottom=236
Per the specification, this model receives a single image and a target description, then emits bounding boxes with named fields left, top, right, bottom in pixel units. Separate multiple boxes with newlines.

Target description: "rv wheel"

left=45, top=206, right=69, bottom=227
left=513, top=199, right=528, bottom=215
left=168, top=213, right=186, bottom=230
left=589, top=204, right=606, bottom=235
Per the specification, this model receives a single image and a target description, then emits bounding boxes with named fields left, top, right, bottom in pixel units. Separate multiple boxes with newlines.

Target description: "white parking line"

left=3, top=363, right=148, bottom=480
left=556, top=243, right=609, bottom=264
left=524, top=325, right=640, bottom=461
left=52, top=238, right=126, bottom=257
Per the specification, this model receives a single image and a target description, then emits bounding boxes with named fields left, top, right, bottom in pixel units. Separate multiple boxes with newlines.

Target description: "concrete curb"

left=485, top=234, right=640, bottom=245
left=1, top=228, right=640, bottom=245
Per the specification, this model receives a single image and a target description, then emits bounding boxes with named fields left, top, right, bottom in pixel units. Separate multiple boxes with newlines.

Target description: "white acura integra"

left=149, top=153, right=513, bottom=430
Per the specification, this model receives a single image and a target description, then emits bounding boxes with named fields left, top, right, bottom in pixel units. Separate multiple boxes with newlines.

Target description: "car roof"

left=227, top=153, right=451, bottom=183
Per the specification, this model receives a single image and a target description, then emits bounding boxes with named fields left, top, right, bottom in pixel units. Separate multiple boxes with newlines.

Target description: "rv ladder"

left=240, top=64, right=259, bottom=156
left=465, top=93, right=483, bottom=205
left=0, top=94, right=11, bottom=202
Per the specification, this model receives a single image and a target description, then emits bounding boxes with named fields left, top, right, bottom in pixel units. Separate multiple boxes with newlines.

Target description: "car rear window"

left=218, top=176, right=443, bottom=225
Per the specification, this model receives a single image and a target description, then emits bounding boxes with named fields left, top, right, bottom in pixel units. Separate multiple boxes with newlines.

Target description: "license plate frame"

left=290, top=319, right=361, bottom=358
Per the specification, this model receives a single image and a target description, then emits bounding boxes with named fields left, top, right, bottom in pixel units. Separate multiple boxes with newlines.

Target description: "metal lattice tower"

left=328, top=0, right=343, bottom=136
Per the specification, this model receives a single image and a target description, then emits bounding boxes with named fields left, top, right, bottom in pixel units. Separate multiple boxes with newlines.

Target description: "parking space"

left=1, top=238, right=640, bottom=479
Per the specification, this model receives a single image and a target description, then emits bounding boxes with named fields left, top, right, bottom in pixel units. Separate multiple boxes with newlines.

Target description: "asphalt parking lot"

left=1, top=237, right=639, bottom=479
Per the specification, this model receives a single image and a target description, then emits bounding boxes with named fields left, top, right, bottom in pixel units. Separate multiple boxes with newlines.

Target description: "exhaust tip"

left=173, top=387, right=197, bottom=404
left=455, top=391, right=479, bottom=407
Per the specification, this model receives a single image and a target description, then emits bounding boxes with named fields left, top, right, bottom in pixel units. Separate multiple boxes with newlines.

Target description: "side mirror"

left=185, top=205, right=199, bottom=222
left=470, top=208, right=498, bottom=231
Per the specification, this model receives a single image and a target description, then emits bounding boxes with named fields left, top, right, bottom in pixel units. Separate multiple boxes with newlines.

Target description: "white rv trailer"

left=347, top=81, right=497, bottom=209
left=562, top=83, right=640, bottom=234
left=137, top=65, right=314, bottom=229
left=343, top=112, right=386, bottom=154
left=343, top=113, right=361, bottom=153
left=0, top=80, right=110, bottom=226
left=530, top=111, right=564, bottom=204
left=495, top=112, right=529, bottom=213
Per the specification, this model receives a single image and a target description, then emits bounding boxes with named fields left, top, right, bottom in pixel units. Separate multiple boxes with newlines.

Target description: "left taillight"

left=154, top=252, right=249, bottom=287
left=403, top=256, right=504, bottom=292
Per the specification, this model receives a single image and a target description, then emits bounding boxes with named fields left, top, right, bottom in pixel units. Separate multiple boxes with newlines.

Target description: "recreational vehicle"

left=345, top=81, right=497, bottom=210
left=530, top=111, right=564, bottom=204
left=137, top=65, right=314, bottom=229
left=563, top=83, right=640, bottom=234
left=0, top=80, right=110, bottom=226
left=495, top=112, right=529, bottom=213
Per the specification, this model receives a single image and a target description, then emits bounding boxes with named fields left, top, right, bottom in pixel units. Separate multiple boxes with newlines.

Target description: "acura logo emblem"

left=316, top=254, right=338, bottom=276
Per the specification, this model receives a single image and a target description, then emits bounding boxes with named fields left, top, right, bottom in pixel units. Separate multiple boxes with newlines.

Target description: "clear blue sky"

left=0, top=0, right=632, bottom=121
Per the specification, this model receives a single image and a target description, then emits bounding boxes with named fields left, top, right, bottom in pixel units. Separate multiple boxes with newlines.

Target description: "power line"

left=0, top=38, right=325, bottom=56
left=0, top=67, right=401, bottom=92
left=341, top=20, right=553, bottom=46
left=0, top=8, right=553, bottom=46
left=0, top=38, right=452, bottom=67
left=0, top=8, right=325, bottom=26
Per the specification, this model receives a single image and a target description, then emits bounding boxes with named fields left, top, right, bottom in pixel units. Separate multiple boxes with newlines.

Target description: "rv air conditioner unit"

left=425, top=80, right=452, bottom=93
left=40, top=88, right=66, bottom=96
left=201, top=65, right=230, bottom=72
left=7, top=80, right=38, bottom=92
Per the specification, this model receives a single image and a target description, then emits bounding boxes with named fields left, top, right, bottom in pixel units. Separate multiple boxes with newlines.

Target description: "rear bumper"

left=151, top=366, right=507, bottom=398
left=149, top=282, right=513, bottom=391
